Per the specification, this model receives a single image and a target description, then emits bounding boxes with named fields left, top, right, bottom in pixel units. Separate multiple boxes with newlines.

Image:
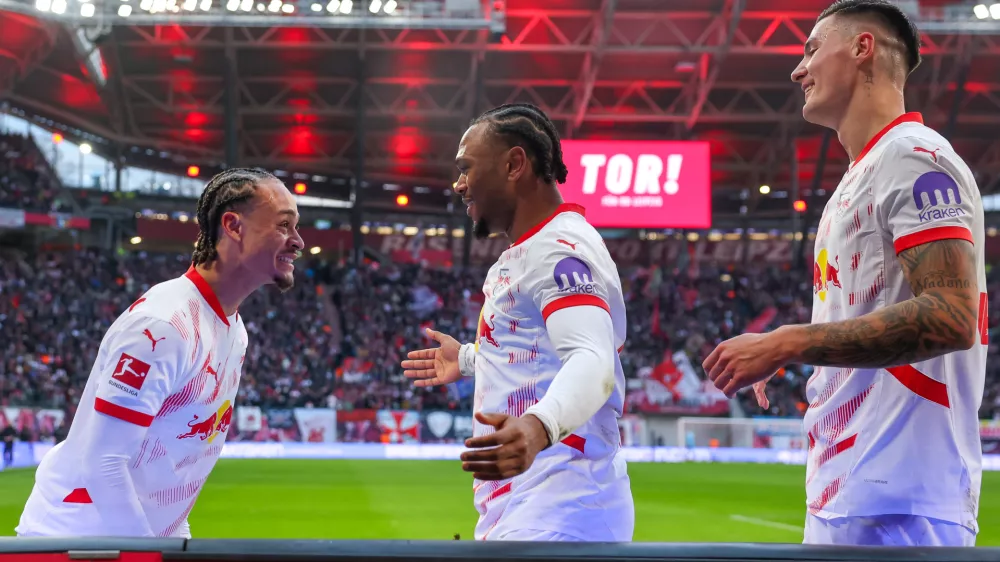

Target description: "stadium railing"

left=2, top=538, right=1000, bottom=562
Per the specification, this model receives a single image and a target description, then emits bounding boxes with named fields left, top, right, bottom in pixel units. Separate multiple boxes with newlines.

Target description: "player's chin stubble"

left=274, top=273, right=295, bottom=293
left=473, top=218, right=491, bottom=240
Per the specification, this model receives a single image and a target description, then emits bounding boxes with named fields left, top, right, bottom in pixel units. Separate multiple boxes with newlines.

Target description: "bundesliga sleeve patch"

left=109, top=353, right=152, bottom=396
left=553, top=257, right=597, bottom=295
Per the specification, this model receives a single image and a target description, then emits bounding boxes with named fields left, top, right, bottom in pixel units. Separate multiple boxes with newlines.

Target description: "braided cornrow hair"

left=472, top=103, right=569, bottom=185
left=191, top=168, right=276, bottom=265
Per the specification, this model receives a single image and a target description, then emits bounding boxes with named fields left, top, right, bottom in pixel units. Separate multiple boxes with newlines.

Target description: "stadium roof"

left=2, top=0, right=1000, bottom=222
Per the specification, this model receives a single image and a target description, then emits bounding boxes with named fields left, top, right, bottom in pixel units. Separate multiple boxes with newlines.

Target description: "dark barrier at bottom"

left=3, top=538, right=1000, bottom=562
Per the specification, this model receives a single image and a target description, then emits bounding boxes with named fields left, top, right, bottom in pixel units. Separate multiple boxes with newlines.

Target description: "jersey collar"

left=851, top=112, right=923, bottom=169
left=185, top=266, right=231, bottom=327
left=509, top=203, right=586, bottom=248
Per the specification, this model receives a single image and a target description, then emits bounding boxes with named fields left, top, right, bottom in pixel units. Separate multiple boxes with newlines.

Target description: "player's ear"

left=219, top=211, right=243, bottom=242
left=506, top=146, right=528, bottom=182
left=853, top=31, right=876, bottom=65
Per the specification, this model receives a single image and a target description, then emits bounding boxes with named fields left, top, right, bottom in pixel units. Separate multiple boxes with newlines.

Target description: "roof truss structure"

left=2, top=0, right=1000, bottom=225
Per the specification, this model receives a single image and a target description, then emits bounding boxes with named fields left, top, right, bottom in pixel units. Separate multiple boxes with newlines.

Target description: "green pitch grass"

left=3, top=460, right=1000, bottom=543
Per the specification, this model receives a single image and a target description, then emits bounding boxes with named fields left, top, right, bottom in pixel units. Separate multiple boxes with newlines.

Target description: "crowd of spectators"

left=0, top=133, right=71, bottom=214
left=4, top=135, right=1000, bottom=444
left=4, top=246, right=1000, bottom=427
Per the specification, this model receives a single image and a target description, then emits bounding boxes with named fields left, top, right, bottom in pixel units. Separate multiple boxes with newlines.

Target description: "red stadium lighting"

left=294, top=182, right=307, bottom=195
left=396, top=194, right=409, bottom=207
left=187, top=166, right=200, bottom=177
left=52, top=133, right=63, bottom=144
left=793, top=200, right=808, bottom=213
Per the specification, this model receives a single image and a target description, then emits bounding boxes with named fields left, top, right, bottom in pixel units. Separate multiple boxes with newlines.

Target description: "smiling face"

left=453, top=123, right=518, bottom=240
left=790, top=15, right=864, bottom=129
left=219, top=179, right=304, bottom=292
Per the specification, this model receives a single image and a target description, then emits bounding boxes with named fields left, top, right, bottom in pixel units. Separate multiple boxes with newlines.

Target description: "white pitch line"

left=729, top=514, right=802, bottom=533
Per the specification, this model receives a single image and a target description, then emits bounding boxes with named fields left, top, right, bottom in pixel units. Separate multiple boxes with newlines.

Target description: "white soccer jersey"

left=17, top=267, right=247, bottom=538
left=471, top=203, right=633, bottom=541
left=805, top=113, right=987, bottom=532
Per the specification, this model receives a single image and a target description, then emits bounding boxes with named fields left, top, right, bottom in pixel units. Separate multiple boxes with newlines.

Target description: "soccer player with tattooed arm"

left=402, top=103, right=634, bottom=542
left=703, top=0, right=987, bottom=547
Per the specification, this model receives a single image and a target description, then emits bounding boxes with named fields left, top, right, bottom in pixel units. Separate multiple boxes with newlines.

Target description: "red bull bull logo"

left=813, top=249, right=841, bottom=302
left=177, top=400, right=233, bottom=443
left=475, top=310, right=500, bottom=351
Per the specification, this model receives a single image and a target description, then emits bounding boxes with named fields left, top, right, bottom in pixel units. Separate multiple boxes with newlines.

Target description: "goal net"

left=677, top=417, right=808, bottom=450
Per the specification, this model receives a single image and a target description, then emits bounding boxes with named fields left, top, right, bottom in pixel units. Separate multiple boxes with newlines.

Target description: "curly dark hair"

left=191, top=168, right=277, bottom=265
left=472, top=103, right=569, bottom=185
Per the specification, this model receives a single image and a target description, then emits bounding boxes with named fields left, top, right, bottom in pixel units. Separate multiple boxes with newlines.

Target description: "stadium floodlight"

left=240, top=0, right=252, bottom=11
left=326, top=0, right=338, bottom=11
left=51, top=0, right=66, bottom=13
left=384, top=0, right=395, bottom=13
left=200, top=0, right=211, bottom=9
left=118, top=3, right=131, bottom=14
left=369, top=0, right=380, bottom=13
left=79, top=143, right=92, bottom=154
left=268, top=0, right=280, bottom=12
left=35, top=0, right=51, bottom=11
left=992, top=3, right=1000, bottom=19
left=257, top=3, right=264, bottom=10
left=152, top=0, right=165, bottom=12
left=310, top=2, right=321, bottom=9
left=281, top=3, right=293, bottom=12
left=339, top=0, right=350, bottom=13
left=226, top=0, right=238, bottom=9
left=81, top=2, right=95, bottom=15
left=140, top=0, right=152, bottom=9
left=975, top=4, right=989, bottom=18
left=182, top=0, right=196, bottom=10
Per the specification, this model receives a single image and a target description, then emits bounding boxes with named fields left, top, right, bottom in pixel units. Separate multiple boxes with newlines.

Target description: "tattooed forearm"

left=784, top=238, right=979, bottom=368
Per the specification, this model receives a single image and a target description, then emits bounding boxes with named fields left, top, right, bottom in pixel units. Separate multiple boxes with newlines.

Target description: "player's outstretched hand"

left=703, top=332, right=788, bottom=399
left=460, top=412, right=549, bottom=481
left=401, top=328, right=462, bottom=387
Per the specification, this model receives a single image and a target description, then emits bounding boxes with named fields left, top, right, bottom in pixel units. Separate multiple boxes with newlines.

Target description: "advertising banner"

left=420, top=411, right=474, bottom=443
left=0, top=208, right=25, bottom=228
left=559, top=140, right=711, bottom=229
left=336, top=409, right=382, bottom=443
left=294, top=408, right=337, bottom=443
left=237, top=406, right=263, bottom=432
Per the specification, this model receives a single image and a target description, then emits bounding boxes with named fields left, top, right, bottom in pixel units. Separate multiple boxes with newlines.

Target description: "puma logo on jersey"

left=556, top=239, right=577, bottom=250
left=143, top=329, right=166, bottom=352
left=913, top=146, right=939, bottom=163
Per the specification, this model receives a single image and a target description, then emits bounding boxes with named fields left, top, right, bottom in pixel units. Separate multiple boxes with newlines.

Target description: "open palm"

left=401, top=328, right=462, bottom=387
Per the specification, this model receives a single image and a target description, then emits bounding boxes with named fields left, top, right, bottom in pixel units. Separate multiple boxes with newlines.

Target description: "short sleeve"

left=528, top=237, right=612, bottom=323
left=876, top=138, right=978, bottom=255
left=93, top=315, right=188, bottom=427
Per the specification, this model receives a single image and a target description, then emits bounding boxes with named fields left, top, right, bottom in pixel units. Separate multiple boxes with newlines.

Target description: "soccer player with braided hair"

left=402, top=104, right=634, bottom=541
left=17, top=169, right=303, bottom=538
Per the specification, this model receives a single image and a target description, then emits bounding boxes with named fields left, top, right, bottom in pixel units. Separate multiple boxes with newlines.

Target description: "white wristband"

left=459, top=343, right=476, bottom=377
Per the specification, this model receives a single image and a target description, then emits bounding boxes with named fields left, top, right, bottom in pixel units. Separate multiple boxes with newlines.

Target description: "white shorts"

left=492, top=529, right=587, bottom=541
left=803, top=514, right=976, bottom=547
